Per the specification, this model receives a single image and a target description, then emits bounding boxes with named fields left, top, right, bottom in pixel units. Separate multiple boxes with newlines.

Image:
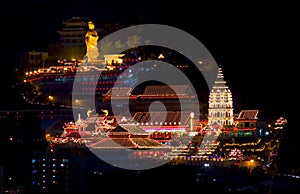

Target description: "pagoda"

left=207, top=67, right=234, bottom=127
left=57, top=16, right=90, bottom=47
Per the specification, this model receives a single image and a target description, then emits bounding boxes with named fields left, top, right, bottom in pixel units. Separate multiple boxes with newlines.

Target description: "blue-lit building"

left=31, top=157, right=69, bottom=193
left=30, top=146, right=89, bottom=194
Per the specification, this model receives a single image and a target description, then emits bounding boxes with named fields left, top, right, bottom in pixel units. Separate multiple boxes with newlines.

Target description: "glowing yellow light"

left=158, top=54, right=164, bottom=59
left=117, top=58, right=123, bottom=64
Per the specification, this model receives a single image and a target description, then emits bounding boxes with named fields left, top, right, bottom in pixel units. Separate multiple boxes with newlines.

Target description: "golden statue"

left=85, top=21, right=99, bottom=61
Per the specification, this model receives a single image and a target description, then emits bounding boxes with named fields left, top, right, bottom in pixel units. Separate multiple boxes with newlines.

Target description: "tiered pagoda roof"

left=62, top=16, right=90, bottom=25
left=207, top=67, right=234, bottom=126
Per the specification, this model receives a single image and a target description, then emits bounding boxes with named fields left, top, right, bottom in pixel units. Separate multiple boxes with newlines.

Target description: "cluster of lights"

left=274, top=116, right=288, bottom=129
left=224, top=138, right=262, bottom=147
left=50, top=137, right=86, bottom=145
left=137, top=121, right=182, bottom=126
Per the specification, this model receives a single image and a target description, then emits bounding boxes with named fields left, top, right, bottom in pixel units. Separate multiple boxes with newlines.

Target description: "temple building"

left=235, top=110, right=258, bottom=130
left=57, top=16, right=91, bottom=47
left=18, top=51, right=49, bottom=71
left=219, top=109, right=259, bottom=139
left=207, top=67, right=234, bottom=127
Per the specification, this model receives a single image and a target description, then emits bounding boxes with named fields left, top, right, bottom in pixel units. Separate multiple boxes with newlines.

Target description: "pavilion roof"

left=132, top=111, right=191, bottom=125
left=107, top=124, right=149, bottom=136
left=142, top=85, right=190, bottom=96
left=237, top=110, right=258, bottom=120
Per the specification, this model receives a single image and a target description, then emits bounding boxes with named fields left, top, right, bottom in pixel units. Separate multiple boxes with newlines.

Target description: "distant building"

left=103, top=84, right=200, bottom=112
left=57, top=16, right=91, bottom=47
left=18, top=50, right=48, bottom=71
left=207, top=67, right=234, bottom=127
left=235, top=110, right=259, bottom=129
left=220, top=109, right=259, bottom=138
left=31, top=157, right=70, bottom=193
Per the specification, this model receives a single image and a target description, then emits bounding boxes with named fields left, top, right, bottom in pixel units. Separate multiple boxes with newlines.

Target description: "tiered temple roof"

left=105, top=87, right=133, bottom=96
left=103, top=84, right=194, bottom=101
left=89, top=124, right=162, bottom=148
left=132, top=111, right=191, bottom=126
left=142, top=85, right=190, bottom=96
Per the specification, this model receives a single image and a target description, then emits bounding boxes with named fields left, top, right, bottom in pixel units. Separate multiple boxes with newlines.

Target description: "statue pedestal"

left=79, top=59, right=107, bottom=71
left=86, top=59, right=106, bottom=65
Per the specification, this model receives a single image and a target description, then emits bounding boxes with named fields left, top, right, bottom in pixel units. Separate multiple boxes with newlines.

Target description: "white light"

left=190, top=112, right=195, bottom=118
left=265, top=131, right=269, bottom=135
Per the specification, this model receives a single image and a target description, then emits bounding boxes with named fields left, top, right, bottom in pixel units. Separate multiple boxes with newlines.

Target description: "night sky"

left=0, top=0, right=296, bottom=124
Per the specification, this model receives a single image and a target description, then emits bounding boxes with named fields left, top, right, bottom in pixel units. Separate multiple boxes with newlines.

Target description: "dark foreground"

left=81, top=154, right=300, bottom=194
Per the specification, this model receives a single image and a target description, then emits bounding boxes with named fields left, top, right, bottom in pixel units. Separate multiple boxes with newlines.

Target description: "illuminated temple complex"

left=8, top=17, right=291, bottom=194
left=47, top=67, right=268, bottom=163
left=18, top=17, right=285, bottom=167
